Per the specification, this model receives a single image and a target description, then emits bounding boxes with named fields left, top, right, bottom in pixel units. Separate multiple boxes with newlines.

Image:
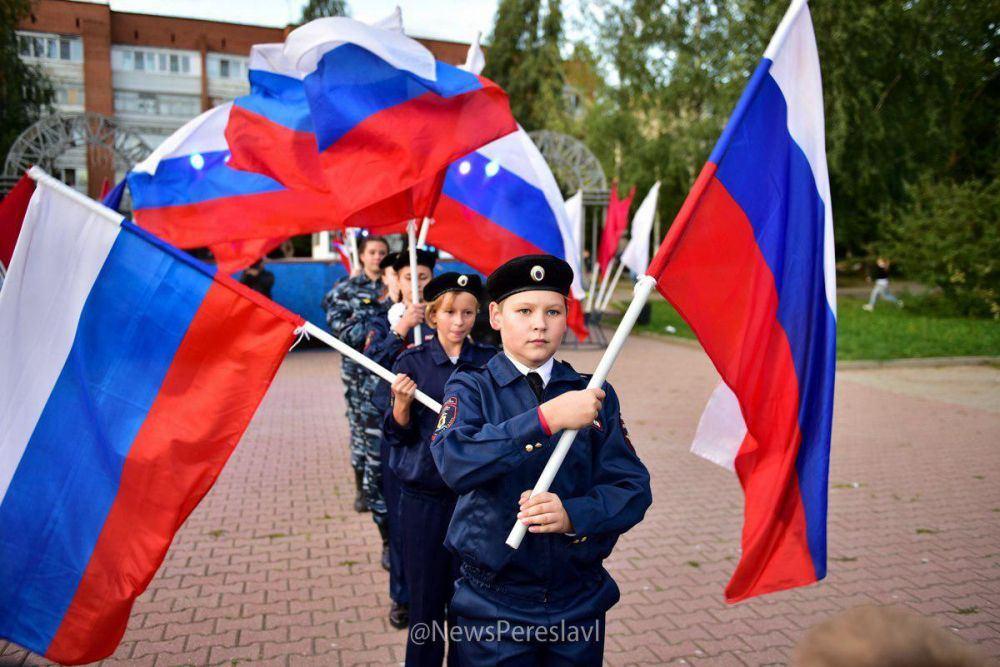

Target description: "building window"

left=113, top=47, right=197, bottom=76
left=114, top=90, right=199, bottom=118
left=207, top=54, right=247, bottom=81
left=55, top=84, right=85, bottom=107
left=16, top=32, right=83, bottom=62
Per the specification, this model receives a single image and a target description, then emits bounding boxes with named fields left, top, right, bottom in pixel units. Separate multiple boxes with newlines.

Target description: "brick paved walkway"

left=3, top=337, right=998, bottom=666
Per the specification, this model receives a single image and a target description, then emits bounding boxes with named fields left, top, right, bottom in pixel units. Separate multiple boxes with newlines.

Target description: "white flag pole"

left=302, top=322, right=441, bottom=413
left=347, top=228, right=360, bottom=274
left=407, top=219, right=422, bottom=344
left=417, top=217, right=432, bottom=247
left=506, top=275, right=657, bottom=548
left=593, top=257, right=616, bottom=314
left=584, top=259, right=599, bottom=313
left=599, top=260, right=627, bottom=313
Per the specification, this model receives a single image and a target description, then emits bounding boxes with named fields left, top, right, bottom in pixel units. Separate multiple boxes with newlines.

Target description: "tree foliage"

left=564, top=0, right=998, bottom=258
left=1, top=0, right=54, bottom=165
left=484, top=0, right=567, bottom=131
left=880, top=177, right=999, bottom=318
left=300, top=0, right=348, bottom=22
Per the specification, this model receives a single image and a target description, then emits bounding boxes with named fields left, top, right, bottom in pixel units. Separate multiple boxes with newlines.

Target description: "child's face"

left=489, top=290, right=567, bottom=367
left=398, top=266, right=433, bottom=303
left=360, top=241, right=388, bottom=274
left=434, top=292, right=479, bottom=345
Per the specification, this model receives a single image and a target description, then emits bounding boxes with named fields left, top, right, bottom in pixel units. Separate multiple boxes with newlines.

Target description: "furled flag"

left=429, top=127, right=589, bottom=340
left=226, top=16, right=516, bottom=218
left=0, top=169, right=303, bottom=664
left=646, top=0, right=835, bottom=602
left=619, top=181, right=660, bottom=277
left=597, top=180, right=635, bottom=276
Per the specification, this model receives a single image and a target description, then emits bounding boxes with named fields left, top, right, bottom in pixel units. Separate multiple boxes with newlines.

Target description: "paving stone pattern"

left=2, top=338, right=998, bottom=665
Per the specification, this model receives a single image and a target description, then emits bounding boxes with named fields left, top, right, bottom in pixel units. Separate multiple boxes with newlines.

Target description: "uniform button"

left=572, top=539, right=580, bottom=544
left=581, top=536, right=588, bottom=542
left=525, top=444, right=534, bottom=452
left=535, top=442, right=543, bottom=448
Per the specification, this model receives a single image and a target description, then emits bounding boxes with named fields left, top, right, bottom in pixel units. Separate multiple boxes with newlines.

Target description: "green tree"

left=880, top=177, right=999, bottom=318
left=300, top=0, right=348, bottom=22
left=484, top=0, right=567, bottom=131
left=0, top=0, right=54, bottom=166
left=579, top=0, right=999, bottom=256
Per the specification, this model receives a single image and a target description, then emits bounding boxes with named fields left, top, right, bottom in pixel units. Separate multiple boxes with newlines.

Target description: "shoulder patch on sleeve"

left=433, top=396, right=459, bottom=439
left=620, top=416, right=635, bottom=453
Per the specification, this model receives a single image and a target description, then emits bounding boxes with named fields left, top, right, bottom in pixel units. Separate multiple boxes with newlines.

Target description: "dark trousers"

left=400, top=486, right=457, bottom=667
left=382, top=441, right=408, bottom=605
left=450, top=615, right=605, bottom=666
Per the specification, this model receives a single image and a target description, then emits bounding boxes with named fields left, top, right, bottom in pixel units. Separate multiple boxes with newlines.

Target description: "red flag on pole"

left=597, top=181, right=635, bottom=276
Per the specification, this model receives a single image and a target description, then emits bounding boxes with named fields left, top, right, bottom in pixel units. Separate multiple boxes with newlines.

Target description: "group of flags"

left=0, top=0, right=835, bottom=662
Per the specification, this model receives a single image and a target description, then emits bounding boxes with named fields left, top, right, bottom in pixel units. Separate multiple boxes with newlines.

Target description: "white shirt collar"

left=503, top=352, right=554, bottom=387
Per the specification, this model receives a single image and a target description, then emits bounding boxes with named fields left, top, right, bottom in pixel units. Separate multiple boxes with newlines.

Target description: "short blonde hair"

left=426, top=291, right=479, bottom=329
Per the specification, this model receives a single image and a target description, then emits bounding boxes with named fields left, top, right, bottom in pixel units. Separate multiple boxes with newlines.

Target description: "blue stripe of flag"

left=442, top=151, right=566, bottom=259
left=712, top=60, right=836, bottom=579
left=0, top=226, right=212, bottom=653
left=128, top=150, right=285, bottom=210
left=305, top=44, right=483, bottom=151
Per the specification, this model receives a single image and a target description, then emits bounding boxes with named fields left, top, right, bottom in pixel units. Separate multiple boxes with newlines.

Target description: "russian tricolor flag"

left=647, top=0, right=836, bottom=602
left=226, top=17, right=516, bottom=219
left=0, top=171, right=301, bottom=663
left=428, top=128, right=589, bottom=340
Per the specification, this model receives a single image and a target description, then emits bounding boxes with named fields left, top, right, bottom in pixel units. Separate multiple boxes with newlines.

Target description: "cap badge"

left=530, top=265, right=545, bottom=282
left=457, top=275, right=469, bottom=287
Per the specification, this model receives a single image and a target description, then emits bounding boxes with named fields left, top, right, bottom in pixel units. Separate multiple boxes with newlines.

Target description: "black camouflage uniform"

left=323, top=273, right=387, bottom=511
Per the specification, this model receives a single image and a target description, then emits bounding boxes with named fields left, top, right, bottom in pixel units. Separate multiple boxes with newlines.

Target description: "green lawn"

left=620, top=296, right=1000, bottom=361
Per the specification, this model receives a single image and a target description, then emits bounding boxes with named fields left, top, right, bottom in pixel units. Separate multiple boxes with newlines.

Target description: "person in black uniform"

left=385, top=272, right=496, bottom=666
left=239, top=260, right=275, bottom=299
left=363, top=248, right=438, bottom=630
left=430, top=255, right=652, bottom=666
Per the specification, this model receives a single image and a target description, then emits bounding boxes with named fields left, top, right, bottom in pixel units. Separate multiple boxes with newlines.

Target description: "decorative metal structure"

left=3, top=112, right=151, bottom=179
left=528, top=130, right=612, bottom=347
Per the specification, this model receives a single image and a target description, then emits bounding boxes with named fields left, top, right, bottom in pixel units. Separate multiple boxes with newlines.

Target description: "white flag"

left=619, top=181, right=660, bottom=276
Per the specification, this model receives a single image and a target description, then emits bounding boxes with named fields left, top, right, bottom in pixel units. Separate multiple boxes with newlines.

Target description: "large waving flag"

left=226, top=16, right=516, bottom=219
left=126, top=102, right=308, bottom=272
left=0, top=170, right=302, bottom=663
left=646, top=0, right=835, bottom=602
left=428, top=127, right=589, bottom=340
left=0, top=174, right=34, bottom=275
left=619, top=181, right=660, bottom=276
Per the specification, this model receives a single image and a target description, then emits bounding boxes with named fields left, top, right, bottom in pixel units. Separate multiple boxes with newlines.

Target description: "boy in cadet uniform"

left=361, top=247, right=437, bottom=629
left=430, top=254, right=652, bottom=666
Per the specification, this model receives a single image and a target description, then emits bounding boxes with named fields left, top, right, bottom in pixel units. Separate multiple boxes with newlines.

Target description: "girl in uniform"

left=386, top=273, right=496, bottom=666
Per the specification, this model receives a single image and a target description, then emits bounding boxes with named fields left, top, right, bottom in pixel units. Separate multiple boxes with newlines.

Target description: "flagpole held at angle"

left=506, top=274, right=657, bottom=549
left=301, top=321, right=441, bottom=413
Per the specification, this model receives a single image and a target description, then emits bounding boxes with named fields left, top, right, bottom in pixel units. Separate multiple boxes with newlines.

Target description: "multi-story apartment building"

left=15, top=0, right=471, bottom=197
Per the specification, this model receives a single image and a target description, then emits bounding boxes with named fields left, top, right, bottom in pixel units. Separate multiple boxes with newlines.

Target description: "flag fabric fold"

left=0, top=174, right=35, bottom=273
left=0, top=173, right=302, bottom=663
left=225, top=16, right=516, bottom=221
left=646, top=0, right=835, bottom=603
left=428, top=127, right=588, bottom=340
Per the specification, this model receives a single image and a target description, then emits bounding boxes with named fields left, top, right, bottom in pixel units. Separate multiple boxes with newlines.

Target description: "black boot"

left=389, top=601, right=409, bottom=629
left=377, top=522, right=391, bottom=571
left=353, top=468, right=368, bottom=513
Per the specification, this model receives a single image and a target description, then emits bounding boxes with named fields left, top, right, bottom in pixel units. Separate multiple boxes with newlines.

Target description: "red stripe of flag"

left=45, top=278, right=300, bottom=664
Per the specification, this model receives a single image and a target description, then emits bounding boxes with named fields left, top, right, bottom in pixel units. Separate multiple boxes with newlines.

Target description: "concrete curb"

left=627, top=330, right=999, bottom=370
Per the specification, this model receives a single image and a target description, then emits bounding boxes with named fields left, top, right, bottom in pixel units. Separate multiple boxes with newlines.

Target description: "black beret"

left=391, top=247, right=438, bottom=272
left=424, top=272, right=484, bottom=303
left=379, top=251, right=401, bottom=271
left=486, top=254, right=573, bottom=302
